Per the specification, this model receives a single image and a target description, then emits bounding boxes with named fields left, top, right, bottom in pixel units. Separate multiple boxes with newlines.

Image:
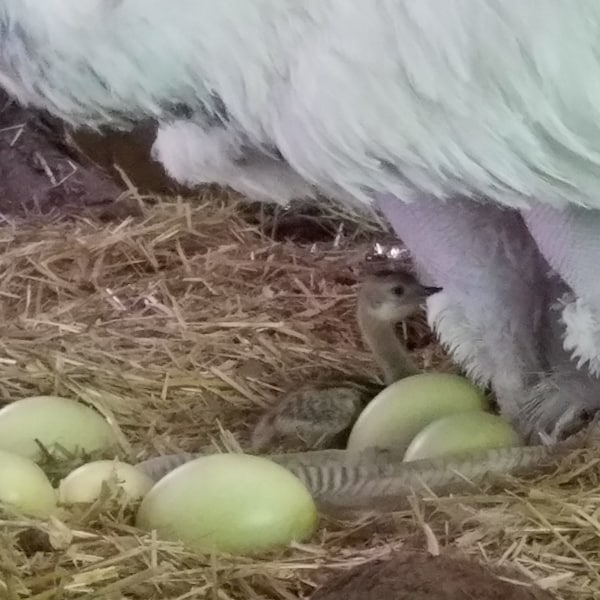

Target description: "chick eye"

left=391, top=285, right=405, bottom=296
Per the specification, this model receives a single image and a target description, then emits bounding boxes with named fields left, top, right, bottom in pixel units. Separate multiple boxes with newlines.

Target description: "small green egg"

left=404, top=411, right=522, bottom=461
left=59, top=460, right=154, bottom=505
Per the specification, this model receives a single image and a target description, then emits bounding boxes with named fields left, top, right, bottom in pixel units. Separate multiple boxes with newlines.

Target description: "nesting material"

left=0, top=192, right=597, bottom=600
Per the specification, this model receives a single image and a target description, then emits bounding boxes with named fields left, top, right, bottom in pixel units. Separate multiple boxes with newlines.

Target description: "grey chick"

left=250, top=267, right=442, bottom=452
left=357, top=267, right=442, bottom=385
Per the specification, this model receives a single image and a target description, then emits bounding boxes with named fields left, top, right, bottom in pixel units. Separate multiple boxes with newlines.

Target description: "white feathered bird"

left=2, top=0, right=600, bottom=442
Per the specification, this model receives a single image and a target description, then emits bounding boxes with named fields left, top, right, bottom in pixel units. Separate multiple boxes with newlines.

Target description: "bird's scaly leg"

left=376, top=195, right=555, bottom=441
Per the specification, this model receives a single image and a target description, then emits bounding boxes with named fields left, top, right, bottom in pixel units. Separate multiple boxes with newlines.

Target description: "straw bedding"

left=0, top=124, right=599, bottom=600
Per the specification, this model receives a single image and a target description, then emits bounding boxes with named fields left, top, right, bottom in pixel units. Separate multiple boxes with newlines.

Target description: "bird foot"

left=546, top=405, right=597, bottom=444
left=510, top=369, right=600, bottom=446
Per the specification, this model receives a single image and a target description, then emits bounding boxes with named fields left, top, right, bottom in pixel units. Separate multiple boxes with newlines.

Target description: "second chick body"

left=250, top=385, right=367, bottom=452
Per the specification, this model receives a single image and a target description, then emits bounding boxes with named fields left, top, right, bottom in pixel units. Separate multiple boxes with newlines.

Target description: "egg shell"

left=0, top=395, right=119, bottom=460
left=0, top=450, right=57, bottom=517
left=346, top=373, right=488, bottom=453
left=136, top=453, right=318, bottom=554
left=59, top=460, right=154, bottom=505
left=403, top=411, right=522, bottom=461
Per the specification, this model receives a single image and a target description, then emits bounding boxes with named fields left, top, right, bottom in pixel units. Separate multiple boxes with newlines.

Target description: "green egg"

left=136, top=453, right=318, bottom=555
left=403, top=411, right=522, bottom=461
left=0, top=395, right=119, bottom=460
left=347, top=373, right=488, bottom=453
left=0, top=450, right=57, bottom=517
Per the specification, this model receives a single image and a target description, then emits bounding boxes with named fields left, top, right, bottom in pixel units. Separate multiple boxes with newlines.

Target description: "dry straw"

left=0, top=188, right=599, bottom=599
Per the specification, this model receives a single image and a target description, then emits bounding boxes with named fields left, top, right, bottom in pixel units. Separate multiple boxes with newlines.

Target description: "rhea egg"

left=136, top=453, right=318, bottom=554
left=59, top=460, right=154, bottom=505
left=0, top=395, right=119, bottom=460
left=0, top=450, right=57, bottom=517
left=347, top=373, right=488, bottom=453
left=403, top=412, right=522, bottom=461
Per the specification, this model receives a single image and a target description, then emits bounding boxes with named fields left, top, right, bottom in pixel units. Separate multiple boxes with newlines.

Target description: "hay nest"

left=0, top=189, right=599, bottom=600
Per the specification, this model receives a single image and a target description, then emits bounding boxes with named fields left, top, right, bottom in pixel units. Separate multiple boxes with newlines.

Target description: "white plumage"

left=3, top=0, right=600, bottom=440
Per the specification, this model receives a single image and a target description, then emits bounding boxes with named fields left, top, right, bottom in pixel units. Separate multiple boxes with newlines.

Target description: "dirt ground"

left=0, top=91, right=367, bottom=247
left=312, top=552, right=554, bottom=600
left=0, top=94, right=124, bottom=217
left=0, top=93, right=560, bottom=600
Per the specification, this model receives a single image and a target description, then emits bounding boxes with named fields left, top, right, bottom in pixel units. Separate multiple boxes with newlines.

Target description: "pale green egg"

left=404, top=411, right=522, bottom=461
left=347, top=373, right=488, bottom=453
left=0, top=450, right=57, bottom=517
left=0, top=395, right=119, bottom=460
left=59, top=460, right=154, bottom=505
left=136, top=453, right=318, bottom=554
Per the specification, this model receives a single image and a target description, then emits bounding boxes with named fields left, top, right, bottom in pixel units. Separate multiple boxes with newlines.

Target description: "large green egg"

left=136, top=453, right=318, bottom=554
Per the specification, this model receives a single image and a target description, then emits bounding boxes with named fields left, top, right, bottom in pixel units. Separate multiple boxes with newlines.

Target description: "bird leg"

left=522, top=203, right=600, bottom=441
left=376, top=195, right=555, bottom=441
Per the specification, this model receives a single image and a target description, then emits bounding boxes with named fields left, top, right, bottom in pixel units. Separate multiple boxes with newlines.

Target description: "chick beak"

left=422, top=286, right=443, bottom=297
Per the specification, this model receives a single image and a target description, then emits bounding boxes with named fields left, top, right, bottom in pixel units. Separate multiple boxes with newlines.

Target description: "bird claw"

left=536, top=430, right=555, bottom=447
left=547, top=405, right=598, bottom=445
